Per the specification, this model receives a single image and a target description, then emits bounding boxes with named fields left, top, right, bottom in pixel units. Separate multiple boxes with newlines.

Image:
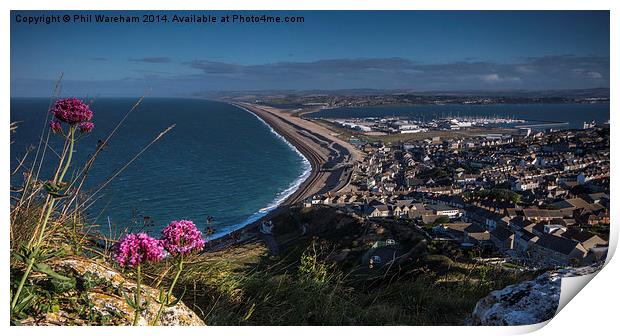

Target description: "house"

left=392, top=200, right=415, bottom=218
left=463, top=206, right=499, bottom=228
left=551, top=197, right=605, bottom=217
left=522, top=208, right=565, bottom=222
left=491, top=225, right=515, bottom=250
left=528, top=234, right=588, bottom=266
left=408, top=205, right=433, bottom=220
left=434, top=222, right=471, bottom=241
left=427, top=204, right=461, bottom=219
left=515, top=229, right=539, bottom=253
left=464, top=224, right=491, bottom=245
left=434, top=222, right=490, bottom=246
left=584, top=213, right=610, bottom=226
left=484, top=215, right=509, bottom=232
left=368, top=204, right=391, bottom=218
left=512, top=178, right=540, bottom=191
left=508, top=216, right=532, bottom=231
left=561, top=229, right=607, bottom=250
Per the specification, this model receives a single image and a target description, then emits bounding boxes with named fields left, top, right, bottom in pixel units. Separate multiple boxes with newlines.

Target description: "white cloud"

left=481, top=73, right=501, bottom=82
left=480, top=73, right=520, bottom=83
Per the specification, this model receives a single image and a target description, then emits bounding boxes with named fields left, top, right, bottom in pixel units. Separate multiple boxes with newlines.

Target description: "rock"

left=471, top=265, right=601, bottom=326
left=21, top=256, right=205, bottom=326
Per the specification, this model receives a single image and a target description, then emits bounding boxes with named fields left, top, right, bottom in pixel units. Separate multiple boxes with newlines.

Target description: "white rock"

left=471, top=265, right=601, bottom=326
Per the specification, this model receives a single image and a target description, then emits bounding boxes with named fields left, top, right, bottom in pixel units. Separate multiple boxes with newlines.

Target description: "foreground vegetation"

left=176, top=206, right=536, bottom=325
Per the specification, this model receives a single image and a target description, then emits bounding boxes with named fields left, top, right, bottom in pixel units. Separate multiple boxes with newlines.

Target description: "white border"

left=2, top=1, right=617, bottom=336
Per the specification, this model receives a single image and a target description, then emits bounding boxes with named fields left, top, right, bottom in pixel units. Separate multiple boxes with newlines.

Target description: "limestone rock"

left=21, top=256, right=205, bottom=326
left=471, top=265, right=601, bottom=326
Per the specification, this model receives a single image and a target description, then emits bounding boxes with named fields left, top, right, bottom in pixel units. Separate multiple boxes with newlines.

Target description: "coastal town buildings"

left=304, top=126, right=610, bottom=268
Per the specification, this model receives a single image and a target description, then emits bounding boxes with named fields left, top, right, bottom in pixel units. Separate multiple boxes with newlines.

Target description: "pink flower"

left=50, top=120, right=62, bottom=133
left=161, top=220, right=205, bottom=257
left=78, top=121, right=94, bottom=134
left=114, top=233, right=165, bottom=268
left=51, top=98, right=93, bottom=124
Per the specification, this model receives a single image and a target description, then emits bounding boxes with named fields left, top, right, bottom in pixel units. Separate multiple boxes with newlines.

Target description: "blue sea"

left=312, top=103, right=610, bottom=129
left=10, top=98, right=310, bottom=239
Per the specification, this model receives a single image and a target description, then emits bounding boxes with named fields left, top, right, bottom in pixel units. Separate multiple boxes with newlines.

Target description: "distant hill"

left=195, top=87, right=609, bottom=100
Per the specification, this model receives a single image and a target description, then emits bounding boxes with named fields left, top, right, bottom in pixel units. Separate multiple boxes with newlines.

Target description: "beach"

left=205, top=102, right=362, bottom=250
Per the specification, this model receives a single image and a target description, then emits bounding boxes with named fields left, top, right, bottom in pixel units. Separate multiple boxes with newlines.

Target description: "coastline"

left=206, top=105, right=313, bottom=241
left=204, top=102, right=361, bottom=251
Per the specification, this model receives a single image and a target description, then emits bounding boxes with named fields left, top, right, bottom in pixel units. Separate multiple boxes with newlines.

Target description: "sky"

left=11, top=10, right=610, bottom=97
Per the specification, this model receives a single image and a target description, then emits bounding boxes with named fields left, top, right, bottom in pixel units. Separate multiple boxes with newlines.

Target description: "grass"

left=173, top=206, right=535, bottom=326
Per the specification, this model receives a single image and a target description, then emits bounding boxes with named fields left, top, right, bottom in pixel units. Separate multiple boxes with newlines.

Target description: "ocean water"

left=312, top=103, right=610, bottom=129
left=10, top=98, right=310, bottom=239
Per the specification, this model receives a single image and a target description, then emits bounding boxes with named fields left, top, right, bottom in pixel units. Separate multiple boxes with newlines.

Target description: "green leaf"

left=122, top=289, right=136, bottom=308
left=12, top=292, right=36, bottom=315
left=154, top=287, right=166, bottom=304
left=33, top=262, right=73, bottom=282
left=51, top=277, right=76, bottom=292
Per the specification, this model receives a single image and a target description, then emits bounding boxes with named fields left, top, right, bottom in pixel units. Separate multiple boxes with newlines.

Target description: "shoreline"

left=204, top=102, right=361, bottom=251
left=206, top=105, right=313, bottom=241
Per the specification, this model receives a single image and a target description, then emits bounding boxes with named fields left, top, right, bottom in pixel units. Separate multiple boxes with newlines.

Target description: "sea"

left=311, top=103, right=610, bottom=129
left=10, top=98, right=311, bottom=239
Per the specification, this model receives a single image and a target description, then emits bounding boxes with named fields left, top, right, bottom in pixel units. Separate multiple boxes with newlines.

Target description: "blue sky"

left=11, top=11, right=610, bottom=97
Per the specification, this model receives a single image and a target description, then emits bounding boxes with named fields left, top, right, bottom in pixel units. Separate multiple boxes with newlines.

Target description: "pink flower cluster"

left=49, top=120, right=62, bottom=133
left=114, top=220, right=205, bottom=268
left=51, top=98, right=93, bottom=124
left=114, top=233, right=165, bottom=268
left=161, top=220, right=205, bottom=257
left=78, top=121, right=94, bottom=134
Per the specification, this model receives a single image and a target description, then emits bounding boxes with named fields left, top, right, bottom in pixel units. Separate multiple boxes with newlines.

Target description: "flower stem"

left=133, top=264, right=142, bottom=326
left=151, top=257, right=184, bottom=326
left=58, top=126, right=75, bottom=183
left=10, top=258, right=34, bottom=310
left=11, top=126, right=76, bottom=312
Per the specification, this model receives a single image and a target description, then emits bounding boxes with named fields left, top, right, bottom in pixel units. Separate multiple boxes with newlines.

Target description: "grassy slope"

left=177, top=206, right=536, bottom=325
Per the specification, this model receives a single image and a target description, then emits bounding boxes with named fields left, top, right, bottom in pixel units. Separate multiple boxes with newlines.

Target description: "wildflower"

left=78, top=121, right=94, bottom=134
left=115, top=233, right=165, bottom=268
left=161, top=220, right=205, bottom=257
left=152, top=219, right=204, bottom=325
left=49, top=120, right=62, bottom=133
left=51, top=97, right=93, bottom=124
left=12, top=97, right=96, bottom=311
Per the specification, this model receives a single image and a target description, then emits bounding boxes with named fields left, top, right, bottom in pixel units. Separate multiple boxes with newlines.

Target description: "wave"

left=206, top=105, right=312, bottom=240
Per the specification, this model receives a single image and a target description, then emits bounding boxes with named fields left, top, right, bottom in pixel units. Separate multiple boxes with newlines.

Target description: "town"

left=303, top=124, right=610, bottom=269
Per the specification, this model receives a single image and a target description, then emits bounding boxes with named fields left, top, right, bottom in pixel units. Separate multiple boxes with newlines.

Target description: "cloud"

left=481, top=74, right=500, bottom=82
left=587, top=72, right=603, bottom=79
left=185, top=60, right=243, bottom=74
left=180, top=55, right=608, bottom=90
left=480, top=73, right=521, bottom=83
left=129, top=57, right=172, bottom=63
